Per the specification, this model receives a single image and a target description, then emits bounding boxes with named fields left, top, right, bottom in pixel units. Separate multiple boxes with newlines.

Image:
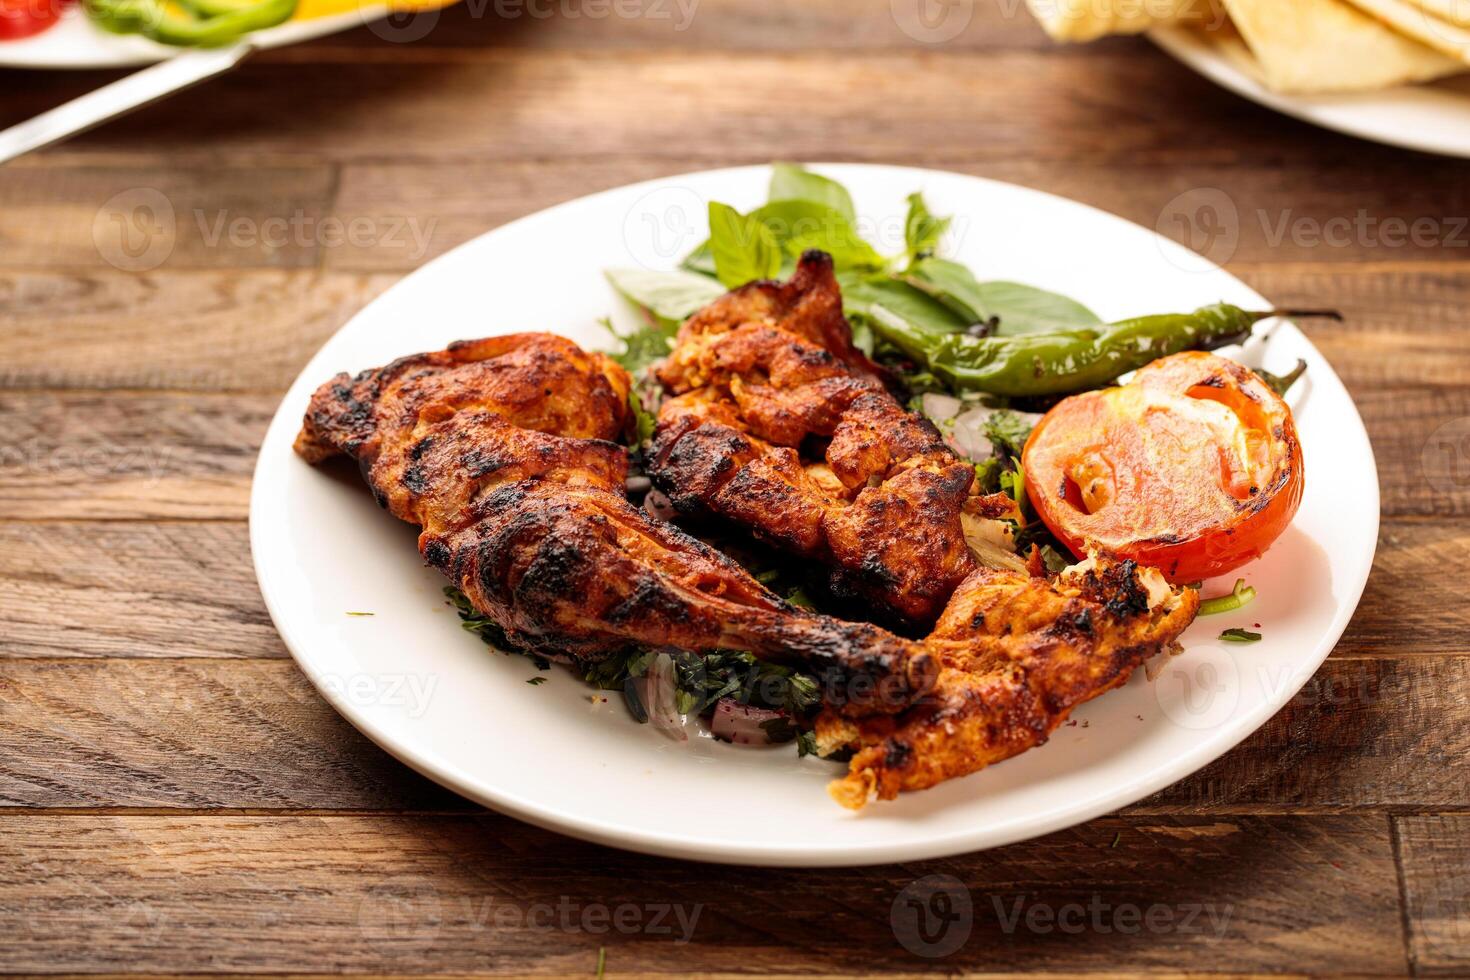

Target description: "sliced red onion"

left=919, top=391, right=963, bottom=424
left=710, top=698, right=786, bottom=746
left=643, top=488, right=678, bottom=522
left=950, top=407, right=996, bottom=463
left=641, top=652, right=688, bottom=742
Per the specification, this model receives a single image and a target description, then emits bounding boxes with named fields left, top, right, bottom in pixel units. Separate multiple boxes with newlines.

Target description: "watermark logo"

left=1156, top=187, right=1239, bottom=272
left=93, top=187, right=176, bottom=272
left=621, top=184, right=709, bottom=269
left=891, top=0, right=973, bottom=43
left=1153, top=647, right=1241, bottom=731
left=891, top=874, right=973, bottom=957
left=1422, top=416, right=1470, bottom=495
left=358, top=876, right=444, bottom=945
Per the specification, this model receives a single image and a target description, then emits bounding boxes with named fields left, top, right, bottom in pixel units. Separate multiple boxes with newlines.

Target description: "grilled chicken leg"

left=294, top=332, right=934, bottom=713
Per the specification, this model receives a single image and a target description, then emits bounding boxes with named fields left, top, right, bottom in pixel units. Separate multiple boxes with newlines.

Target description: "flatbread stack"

left=1024, top=0, right=1470, bottom=93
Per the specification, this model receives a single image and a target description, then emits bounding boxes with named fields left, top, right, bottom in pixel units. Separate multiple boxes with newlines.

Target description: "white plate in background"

left=1152, top=24, right=1470, bottom=158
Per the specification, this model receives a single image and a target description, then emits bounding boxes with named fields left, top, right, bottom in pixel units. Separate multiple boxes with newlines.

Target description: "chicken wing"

left=295, top=332, right=934, bottom=713
left=651, top=252, right=979, bottom=628
left=816, top=556, right=1200, bottom=807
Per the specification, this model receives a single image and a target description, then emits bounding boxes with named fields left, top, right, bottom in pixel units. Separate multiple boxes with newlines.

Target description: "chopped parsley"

left=1219, top=628, right=1263, bottom=643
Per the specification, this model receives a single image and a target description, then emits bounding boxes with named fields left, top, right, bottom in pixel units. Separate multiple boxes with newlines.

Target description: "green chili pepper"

left=865, top=301, right=1338, bottom=398
left=86, top=0, right=296, bottom=46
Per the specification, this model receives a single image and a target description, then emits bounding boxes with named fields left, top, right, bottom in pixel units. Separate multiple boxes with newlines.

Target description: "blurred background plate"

left=0, top=3, right=386, bottom=69
left=1152, top=23, right=1470, bottom=159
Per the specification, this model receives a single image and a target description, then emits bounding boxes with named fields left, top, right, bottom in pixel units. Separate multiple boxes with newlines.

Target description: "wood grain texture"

left=0, top=163, right=335, bottom=271
left=0, top=270, right=394, bottom=391
left=0, top=655, right=1464, bottom=811
left=0, top=522, right=284, bottom=660
left=2, top=8, right=1463, bottom=975
left=0, top=814, right=1404, bottom=974
left=1395, top=814, right=1470, bottom=975
left=301, top=0, right=1057, bottom=52
left=0, top=50, right=1446, bottom=168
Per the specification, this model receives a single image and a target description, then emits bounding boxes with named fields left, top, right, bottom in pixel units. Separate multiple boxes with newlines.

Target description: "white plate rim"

left=1150, top=24, right=1470, bottom=159
left=249, top=163, right=1381, bottom=866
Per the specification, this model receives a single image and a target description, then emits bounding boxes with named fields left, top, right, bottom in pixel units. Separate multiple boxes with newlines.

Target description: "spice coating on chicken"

left=815, top=556, right=1200, bottom=808
left=650, top=252, right=978, bottom=628
left=294, top=332, right=934, bottom=713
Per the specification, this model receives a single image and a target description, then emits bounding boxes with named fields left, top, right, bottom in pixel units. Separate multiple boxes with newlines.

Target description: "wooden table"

left=3, top=1, right=1468, bottom=975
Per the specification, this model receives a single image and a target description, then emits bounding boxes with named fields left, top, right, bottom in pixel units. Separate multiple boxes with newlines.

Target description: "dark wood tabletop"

left=2, top=1, right=1468, bottom=975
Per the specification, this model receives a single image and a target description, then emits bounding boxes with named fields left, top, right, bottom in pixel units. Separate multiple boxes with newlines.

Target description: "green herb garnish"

left=1219, top=628, right=1263, bottom=643
left=1199, top=579, right=1256, bottom=616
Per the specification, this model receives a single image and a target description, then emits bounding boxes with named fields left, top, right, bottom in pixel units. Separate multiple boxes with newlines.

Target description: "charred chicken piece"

left=814, top=556, right=1200, bottom=808
left=295, top=332, right=933, bottom=714
left=651, top=252, right=979, bottom=628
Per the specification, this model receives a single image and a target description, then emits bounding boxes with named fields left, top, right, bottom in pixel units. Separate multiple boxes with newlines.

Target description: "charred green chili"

left=86, top=0, right=296, bottom=47
left=866, top=302, right=1336, bottom=398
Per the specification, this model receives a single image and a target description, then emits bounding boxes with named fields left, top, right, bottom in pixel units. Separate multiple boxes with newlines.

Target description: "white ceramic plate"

left=1152, top=25, right=1470, bottom=158
left=250, top=164, right=1380, bottom=867
left=0, top=4, right=386, bottom=69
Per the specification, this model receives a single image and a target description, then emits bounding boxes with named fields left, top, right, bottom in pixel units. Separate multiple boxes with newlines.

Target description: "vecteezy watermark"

left=0, top=439, right=173, bottom=484
left=93, top=187, right=177, bottom=272
left=1422, top=416, right=1470, bottom=495
left=619, top=185, right=970, bottom=270
left=315, top=672, right=441, bottom=719
left=92, top=188, right=437, bottom=270
left=1156, top=187, right=1241, bottom=271
left=366, top=0, right=700, bottom=43
left=891, top=0, right=973, bottom=43
left=991, top=893, right=1234, bottom=937
left=1158, top=187, right=1470, bottom=271
left=891, top=876, right=1235, bottom=956
left=358, top=878, right=703, bottom=946
left=891, top=874, right=973, bottom=957
left=193, top=209, right=437, bottom=259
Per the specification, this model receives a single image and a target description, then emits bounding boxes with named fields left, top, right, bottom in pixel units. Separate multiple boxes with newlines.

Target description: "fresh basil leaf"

left=977, top=280, right=1103, bottom=335
left=751, top=200, right=886, bottom=272
left=903, top=258, right=992, bottom=324
left=708, top=201, right=782, bottom=288
left=680, top=240, right=717, bottom=277
left=907, top=258, right=1101, bottom=336
left=838, top=273, right=971, bottom=336
left=903, top=191, right=951, bottom=266
left=768, top=163, right=856, bottom=222
left=604, top=267, right=725, bottom=332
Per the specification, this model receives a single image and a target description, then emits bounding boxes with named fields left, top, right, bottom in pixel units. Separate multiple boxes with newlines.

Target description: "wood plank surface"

left=0, top=51, right=1448, bottom=167
left=0, top=654, right=1465, bottom=812
left=0, top=814, right=1406, bottom=974
left=4, top=4, right=1467, bottom=974
left=1395, top=814, right=1470, bottom=977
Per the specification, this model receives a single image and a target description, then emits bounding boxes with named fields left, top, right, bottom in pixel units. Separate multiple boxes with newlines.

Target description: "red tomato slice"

left=0, top=0, right=70, bottom=39
left=1022, top=351, right=1304, bottom=583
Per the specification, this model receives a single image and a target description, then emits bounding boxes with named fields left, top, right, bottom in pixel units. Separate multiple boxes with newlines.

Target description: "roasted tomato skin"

left=1022, top=351, right=1304, bottom=583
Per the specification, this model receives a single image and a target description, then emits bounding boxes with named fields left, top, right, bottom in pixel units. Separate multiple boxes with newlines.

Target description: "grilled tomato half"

left=1022, top=350, right=1303, bottom=582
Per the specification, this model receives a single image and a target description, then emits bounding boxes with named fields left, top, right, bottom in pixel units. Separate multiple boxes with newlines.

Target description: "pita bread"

left=1025, top=0, right=1221, bottom=42
left=1340, top=0, right=1470, bottom=60
left=1221, top=0, right=1466, bottom=92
